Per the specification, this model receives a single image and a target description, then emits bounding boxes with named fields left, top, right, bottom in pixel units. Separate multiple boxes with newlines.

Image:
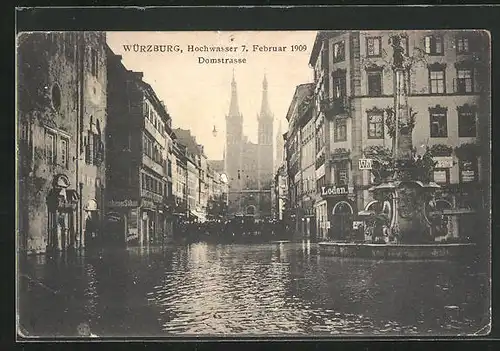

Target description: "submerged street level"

left=19, top=240, right=489, bottom=337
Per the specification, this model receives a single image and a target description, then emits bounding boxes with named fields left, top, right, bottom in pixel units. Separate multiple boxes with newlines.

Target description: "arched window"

left=85, top=116, right=104, bottom=166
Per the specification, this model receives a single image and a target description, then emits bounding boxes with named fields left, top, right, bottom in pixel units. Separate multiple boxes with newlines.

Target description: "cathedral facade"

left=224, top=73, right=274, bottom=219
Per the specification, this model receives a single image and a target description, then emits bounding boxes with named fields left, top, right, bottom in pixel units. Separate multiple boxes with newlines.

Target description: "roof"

left=208, top=160, right=224, bottom=173
left=285, top=83, right=314, bottom=122
left=308, top=31, right=344, bottom=66
left=173, top=128, right=203, bottom=157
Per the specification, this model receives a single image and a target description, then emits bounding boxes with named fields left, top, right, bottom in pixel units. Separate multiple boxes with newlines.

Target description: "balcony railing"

left=320, top=96, right=349, bottom=117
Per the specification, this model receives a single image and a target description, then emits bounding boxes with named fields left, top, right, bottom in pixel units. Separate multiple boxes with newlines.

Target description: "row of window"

left=24, top=125, right=103, bottom=169
left=142, top=133, right=164, bottom=166
left=351, top=106, right=477, bottom=141
left=44, top=129, right=70, bottom=168
left=331, top=66, right=475, bottom=100
left=145, top=101, right=167, bottom=136
left=433, top=159, right=478, bottom=184
left=175, top=181, right=186, bottom=196
left=141, top=173, right=168, bottom=196
left=329, top=108, right=476, bottom=142
left=332, top=33, right=476, bottom=64
left=314, top=158, right=477, bottom=189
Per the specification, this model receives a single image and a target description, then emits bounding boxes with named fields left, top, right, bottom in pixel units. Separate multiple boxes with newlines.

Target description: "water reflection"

left=19, top=242, right=489, bottom=337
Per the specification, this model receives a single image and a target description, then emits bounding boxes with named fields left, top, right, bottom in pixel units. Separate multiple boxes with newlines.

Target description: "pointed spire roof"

left=259, top=74, right=272, bottom=118
left=228, top=70, right=240, bottom=117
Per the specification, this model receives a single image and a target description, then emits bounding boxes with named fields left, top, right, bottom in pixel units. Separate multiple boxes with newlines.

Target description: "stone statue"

left=391, top=35, right=405, bottom=70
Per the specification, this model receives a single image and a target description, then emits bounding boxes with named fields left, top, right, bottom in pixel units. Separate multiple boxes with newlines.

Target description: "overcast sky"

left=106, top=31, right=317, bottom=160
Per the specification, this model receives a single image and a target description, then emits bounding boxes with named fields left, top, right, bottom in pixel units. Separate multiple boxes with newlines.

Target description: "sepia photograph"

left=16, top=29, right=491, bottom=338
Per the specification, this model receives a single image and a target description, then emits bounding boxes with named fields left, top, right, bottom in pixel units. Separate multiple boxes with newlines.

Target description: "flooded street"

left=18, top=241, right=490, bottom=337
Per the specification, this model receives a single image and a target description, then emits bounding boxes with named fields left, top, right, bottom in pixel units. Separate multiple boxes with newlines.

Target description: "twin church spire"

left=228, top=70, right=273, bottom=120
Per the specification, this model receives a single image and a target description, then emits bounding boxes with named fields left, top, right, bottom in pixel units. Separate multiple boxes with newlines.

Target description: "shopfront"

left=105, top=199, right=139, bottom=246
left=140, top=198, right=159, bottom=245
left=319, top=184, right=356, bottom=241
left=315, top=199, right=328, bottom=240
left=300, top=196, right=316, bottom=239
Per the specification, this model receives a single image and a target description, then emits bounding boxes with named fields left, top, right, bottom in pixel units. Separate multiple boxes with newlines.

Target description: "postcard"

left=16, top=29, right=491, bottom=339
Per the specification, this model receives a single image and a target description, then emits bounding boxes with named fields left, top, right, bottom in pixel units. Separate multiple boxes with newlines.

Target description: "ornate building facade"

left=307, top=30, right=490, bottom=242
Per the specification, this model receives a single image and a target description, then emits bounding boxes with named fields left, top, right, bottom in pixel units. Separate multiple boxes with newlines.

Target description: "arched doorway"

left=47, top=174, right=78, bottom=251
left=331, top=201, right=354, bottom=241
left=103, top=211, right=126, bottom=247
left=365, top=200, right=393, bottom=223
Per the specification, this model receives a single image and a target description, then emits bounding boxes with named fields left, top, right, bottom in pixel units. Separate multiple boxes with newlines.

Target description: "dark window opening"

left=367, top=70, right=382, bottom=96
left=458, top=109, right=476, bottom=137
left=430, top=112, right=448, bottom=138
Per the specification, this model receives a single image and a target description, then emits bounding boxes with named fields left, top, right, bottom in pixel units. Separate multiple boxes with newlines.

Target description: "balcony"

left=320, top=96, right=349, bottom=118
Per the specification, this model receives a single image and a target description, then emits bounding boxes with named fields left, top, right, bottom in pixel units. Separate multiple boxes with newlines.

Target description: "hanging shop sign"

left=358, top=158, right=373, bottom=170
left=141, top=199, right=156, bottom=209
left=108, top=199, right=139, bottom=208
left=106, top=212, right=122, bottom=222
left=433, top=156, right=454, bottom=169
left=320, top=185, right=349, bottom=198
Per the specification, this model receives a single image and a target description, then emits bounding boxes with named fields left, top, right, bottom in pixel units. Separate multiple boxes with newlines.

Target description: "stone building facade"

left=17, top=31, right=107, bottom=254
left=284, top=83, right=315, bottom=237
left=106, top=49, right=174, bottom=246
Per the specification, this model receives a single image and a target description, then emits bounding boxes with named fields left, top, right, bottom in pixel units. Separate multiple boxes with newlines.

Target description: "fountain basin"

left=318, top=242, right=476, bottom=260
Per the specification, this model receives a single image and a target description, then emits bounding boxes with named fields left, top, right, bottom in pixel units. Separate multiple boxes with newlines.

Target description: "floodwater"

left=18, top=241, right=490, bottom=338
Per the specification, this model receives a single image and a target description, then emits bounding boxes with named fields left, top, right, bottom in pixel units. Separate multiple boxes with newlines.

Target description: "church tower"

left=257, top=74, right=274, bottom=191
left=225, top=70, right=243, bottom=195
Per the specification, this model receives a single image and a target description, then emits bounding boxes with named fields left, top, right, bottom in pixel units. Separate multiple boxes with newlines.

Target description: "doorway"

left=331, top=201, right=354, bottom=240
